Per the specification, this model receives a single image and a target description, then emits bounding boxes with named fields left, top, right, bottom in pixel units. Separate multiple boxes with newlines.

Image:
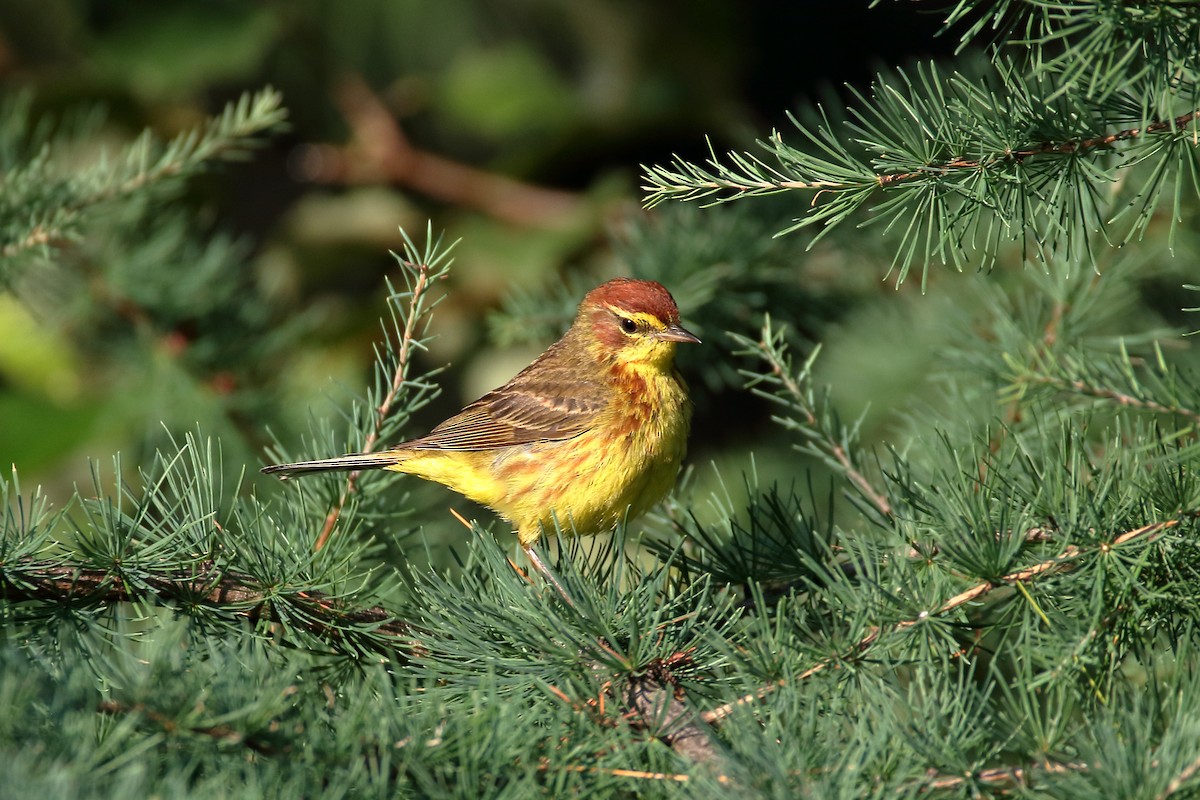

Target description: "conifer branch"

left=1, top=88, right=286, bottom=260
left=874, top=109, right=1200, bottom=188
left=643, top=106, right=1200, bottom=204
left=97, top=700, right=283, bottom=756
left=642, top=54, right=1200, bottom=280
left=314, top=258, right=434, bottom=551
left=0, top=225, right=60, bottom=260
left=1160, top=751, right=1200, bottom=800
left=1000, top=321, right=1200, bottom=427
left=913, top=760, right=1090, bottom=793
left=0, top=562, right=412, bottom=645
left=734, top=320, right=894, bottom=519
left=1020, top=373, right=1200, bottom=426
left=701, top=517, right=1181, bottom=725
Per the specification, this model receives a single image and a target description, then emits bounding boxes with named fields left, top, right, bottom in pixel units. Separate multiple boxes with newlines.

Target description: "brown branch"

left=624, top=670, right=719, bottom=766
left=1022, top=373, right=1200, bottom=427
left=545, top=651, right=729, bottom=776
left=314, top=260, right=431, bottom=551
left=0, top=562, right=413, bottom=645
left=758, top=336, right=894, bottom=519
left=0, top=224, right=64, bottom=259
left=554, top=757, right=1090, bottom=790
left=877, top=109, right=1200, bottom=188
left=1159, top=751, right=1200, bottom=800
left=293, top=75, right=585, bottom=229
left=903, top=525, right=1054, bottom=562
left=558, top=764, right=693, bottom=782
left=97, top=699, right=283, bottom=755
left=914, top=760, right=1090, bottom=793
left=701, top=517, right=1179, bottom=725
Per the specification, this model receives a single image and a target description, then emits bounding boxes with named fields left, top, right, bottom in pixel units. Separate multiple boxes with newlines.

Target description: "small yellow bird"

left=263, top=278, right=699, bottom=582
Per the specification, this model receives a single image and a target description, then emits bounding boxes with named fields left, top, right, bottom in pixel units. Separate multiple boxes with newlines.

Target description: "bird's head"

left=577, top=278, right=700, bottom=368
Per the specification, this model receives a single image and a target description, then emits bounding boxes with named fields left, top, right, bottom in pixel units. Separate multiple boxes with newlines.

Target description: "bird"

left=262, top=278, right=700, bottom=592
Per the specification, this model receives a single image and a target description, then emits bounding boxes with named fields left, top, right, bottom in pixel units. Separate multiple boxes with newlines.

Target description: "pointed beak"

left=657, top=322, right=701, bottom=344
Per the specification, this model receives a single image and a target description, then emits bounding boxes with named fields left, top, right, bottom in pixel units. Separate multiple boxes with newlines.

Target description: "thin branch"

left=0, top=224, right=62, bottom=259
left=2, top=89, right=285, bottom=260
left=644, top=107, right=1200, bottom=203
left=876, top=109, right=1200, bottom=188
left=1159, top=750, right=1200, bottom=800
left=0, top=562, right=413, bottom=644
left=293, top=75, right=585, bottom=229
left=314, top=260, right=431, bottom=551
left=97, top=699, right=283, bottom=755
left=701, top=517, right=1180, bottom=725
left=545, top=682, right=614, bottom=725
left=558, top=764, right=693, bottom=783
left=1021, top=373, right=1200, bottom=426
left=749, top=331, right=894, bottom=519
left=555, top=758, right=1090, bottom=790
left=914, top=760, right=1090, bottom=793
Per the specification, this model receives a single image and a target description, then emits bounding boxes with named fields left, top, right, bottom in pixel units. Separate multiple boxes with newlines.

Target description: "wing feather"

left=401, top=340, right=607, bottom=452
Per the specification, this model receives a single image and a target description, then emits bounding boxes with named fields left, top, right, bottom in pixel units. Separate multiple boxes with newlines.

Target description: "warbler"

left=263, top=278, right=700, bottom=580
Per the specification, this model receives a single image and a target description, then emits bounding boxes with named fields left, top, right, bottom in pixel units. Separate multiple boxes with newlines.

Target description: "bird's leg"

left=523, top=544, right=575, bottom=607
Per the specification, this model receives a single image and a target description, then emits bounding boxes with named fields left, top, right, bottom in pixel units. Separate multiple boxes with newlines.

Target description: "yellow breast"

left=390, top=365, right=691, bottom=546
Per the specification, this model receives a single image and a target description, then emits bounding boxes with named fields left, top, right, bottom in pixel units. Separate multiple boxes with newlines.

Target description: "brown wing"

left=402, top=338, right=607, bottom=452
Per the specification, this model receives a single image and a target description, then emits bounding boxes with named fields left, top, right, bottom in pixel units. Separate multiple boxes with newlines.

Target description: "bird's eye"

left=619, top=317, right=638, bottom=334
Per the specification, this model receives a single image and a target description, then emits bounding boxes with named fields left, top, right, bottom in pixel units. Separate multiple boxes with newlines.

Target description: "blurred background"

left=0, top=0, right=997, bottom=551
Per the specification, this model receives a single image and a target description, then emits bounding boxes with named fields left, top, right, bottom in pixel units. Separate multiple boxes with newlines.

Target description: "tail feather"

left=262, top=452, right=401, bottom=478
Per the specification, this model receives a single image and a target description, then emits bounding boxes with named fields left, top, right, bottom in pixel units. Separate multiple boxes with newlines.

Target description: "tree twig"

left=644, top=108, right=1200, bottom=203
left=624, top=668, right=719, bottom=766
left=1159, top=750, right=1200, bottom=800
left=913, top=760, right=1090, bottom=793
left=0, top=561, right=413, bottom=645
left=877, top=109, right=1200, bottom=188
left=314, top=260, right=431, bottom=551
left=1020, top=373, right=1200, bottom=427
left=1, top=89, right=285, bottom=260
left=0, top=224, right=61, bottom=259
left=293, top=74, right=585, bottom=229
left=557, top=763, right=693, bottom=782
left=701, top=517, right=1180, bottom=725
left=97, top=699, right=283, bottom=755
left=752, top=332, right=893, bottom=519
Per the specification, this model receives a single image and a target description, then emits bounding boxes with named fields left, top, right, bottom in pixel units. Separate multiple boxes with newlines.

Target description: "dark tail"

left=261, top=452, right=401, bottom=478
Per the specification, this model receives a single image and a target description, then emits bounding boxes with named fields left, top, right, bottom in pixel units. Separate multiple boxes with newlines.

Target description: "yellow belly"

left=387, top=373, right=690, bottom=546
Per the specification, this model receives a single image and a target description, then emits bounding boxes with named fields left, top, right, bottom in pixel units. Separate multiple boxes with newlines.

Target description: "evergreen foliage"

left=642, top=2, right=1200, bottom=286
left=4, top=2, right=1200, bottom=798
